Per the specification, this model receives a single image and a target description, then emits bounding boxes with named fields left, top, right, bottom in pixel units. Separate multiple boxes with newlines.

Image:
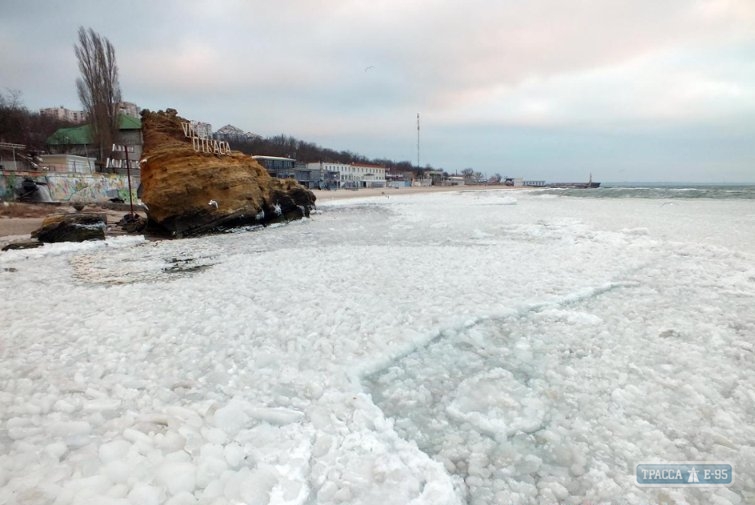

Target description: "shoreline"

left=0, top=203, right=147, bottom=242
left=0, top=185, right=525, bottom=240
left=311, top=183, right=527, bottom=202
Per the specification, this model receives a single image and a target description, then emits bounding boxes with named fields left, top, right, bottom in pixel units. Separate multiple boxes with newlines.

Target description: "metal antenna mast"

left=416, top=113, right=420, bottom=172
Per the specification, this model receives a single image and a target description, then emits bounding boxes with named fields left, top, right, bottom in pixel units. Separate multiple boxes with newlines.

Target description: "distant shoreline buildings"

left=39, top=101, right=142, bottom=124
left=14, top=105, right=551, bottom=196
left=306, top=161, right=387, bottom=190
left=39, top=106, right=87, bottom=124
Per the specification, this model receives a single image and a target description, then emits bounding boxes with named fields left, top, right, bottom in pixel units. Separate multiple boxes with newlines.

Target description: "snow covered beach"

left=1, top=188, right=754, bottom=504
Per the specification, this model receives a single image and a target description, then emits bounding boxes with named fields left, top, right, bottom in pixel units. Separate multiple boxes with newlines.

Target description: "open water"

left=539, top=183, right=755, bottom=200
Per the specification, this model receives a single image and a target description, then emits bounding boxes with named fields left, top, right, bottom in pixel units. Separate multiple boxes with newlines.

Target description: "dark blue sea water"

left=538, top=183, right=755, bottom=199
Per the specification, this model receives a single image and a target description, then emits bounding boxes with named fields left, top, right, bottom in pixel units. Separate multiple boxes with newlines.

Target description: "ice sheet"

left=1, top=190, right=753, bottom=504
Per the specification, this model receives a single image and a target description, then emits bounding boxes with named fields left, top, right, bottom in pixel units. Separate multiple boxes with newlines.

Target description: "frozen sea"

left=1, top=187, right=754, bottom=505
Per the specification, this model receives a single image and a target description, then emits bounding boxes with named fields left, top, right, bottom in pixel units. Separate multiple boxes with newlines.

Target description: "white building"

left=41, top=101, right=142, bottom=123
left=38, top=154, right=97, bottom=173
left=40, top=106, right=88, bottom=124
left=306, top=161, right=386, bottom=189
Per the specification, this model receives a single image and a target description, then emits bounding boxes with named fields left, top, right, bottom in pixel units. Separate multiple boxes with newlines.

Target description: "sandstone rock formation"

left=140, top=109, right=316, bottom=237
left=31, top=213, right=107, bottom=243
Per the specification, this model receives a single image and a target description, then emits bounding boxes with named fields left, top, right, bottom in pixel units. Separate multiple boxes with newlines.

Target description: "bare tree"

left=74, top=27, right=121, bottom=165
left=0, top=89, right=27, bottom=144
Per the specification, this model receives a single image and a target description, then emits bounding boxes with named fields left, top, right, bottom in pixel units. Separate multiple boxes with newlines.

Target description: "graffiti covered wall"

left=0, top=171, right=140, bottom=203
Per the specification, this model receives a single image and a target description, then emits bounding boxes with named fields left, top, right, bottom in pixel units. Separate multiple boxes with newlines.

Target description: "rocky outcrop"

left=31, top=213, right=107, bottom=243
left=140, top=109, right=316, bottom=237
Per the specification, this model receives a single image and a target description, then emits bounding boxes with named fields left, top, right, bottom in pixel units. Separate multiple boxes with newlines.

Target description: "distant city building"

left=306, top=161, right=386, bottom=189
left=352, top=162, right=386, bottom=188
left=215, top=124, right=261, bottom=142
left=385, top=168, right=414, bottom=188
left=253, top=155, right=323, bottom=189
left=426, top=169, right=446, bottom=186
left=503, top=177, right=524, bottom=187
left=42, top=101, right=142, bottom=123
left=40, top=106, right=88, bottom=124
left=253, top=157, right=386, bottom=190
left=253, top=155, right=296, bottom=179
left=118, top=101, right=140, bottom=118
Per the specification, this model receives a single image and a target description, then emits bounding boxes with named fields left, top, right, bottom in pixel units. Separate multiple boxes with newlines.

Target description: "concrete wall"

left=0, top=170, right=139, bottom=203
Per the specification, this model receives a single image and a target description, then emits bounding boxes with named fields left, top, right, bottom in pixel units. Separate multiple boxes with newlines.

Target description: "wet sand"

left=0, top=203, right=145, bottom=242
left=0, top=217, right=46, bottom=238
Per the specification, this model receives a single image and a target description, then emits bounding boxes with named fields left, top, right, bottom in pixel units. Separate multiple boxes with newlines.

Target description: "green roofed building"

left=118, top=115, right=141, bottom=131
left=46, top=115, right=143, bottom=174
left=46, top=124, right=94, bottom=151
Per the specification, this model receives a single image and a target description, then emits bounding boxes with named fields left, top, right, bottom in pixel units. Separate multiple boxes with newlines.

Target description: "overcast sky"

left=2, top=0, right=754, bottom=182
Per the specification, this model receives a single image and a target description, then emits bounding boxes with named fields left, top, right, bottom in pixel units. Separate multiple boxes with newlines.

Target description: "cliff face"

left=140, top=109, right=315, bottom=237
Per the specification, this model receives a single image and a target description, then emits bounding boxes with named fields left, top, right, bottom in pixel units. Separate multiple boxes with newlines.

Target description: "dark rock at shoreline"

left=117, top=213, right=148, bottom=233
left=31, top=213, right=106, bottom=243
left=139, top=109, right=316, bottom=237
left=2, top=241, right=44, bottom=251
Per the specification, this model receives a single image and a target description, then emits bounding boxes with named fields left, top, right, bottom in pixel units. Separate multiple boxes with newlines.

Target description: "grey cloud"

left=1, top=0, right=753, bottom=181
